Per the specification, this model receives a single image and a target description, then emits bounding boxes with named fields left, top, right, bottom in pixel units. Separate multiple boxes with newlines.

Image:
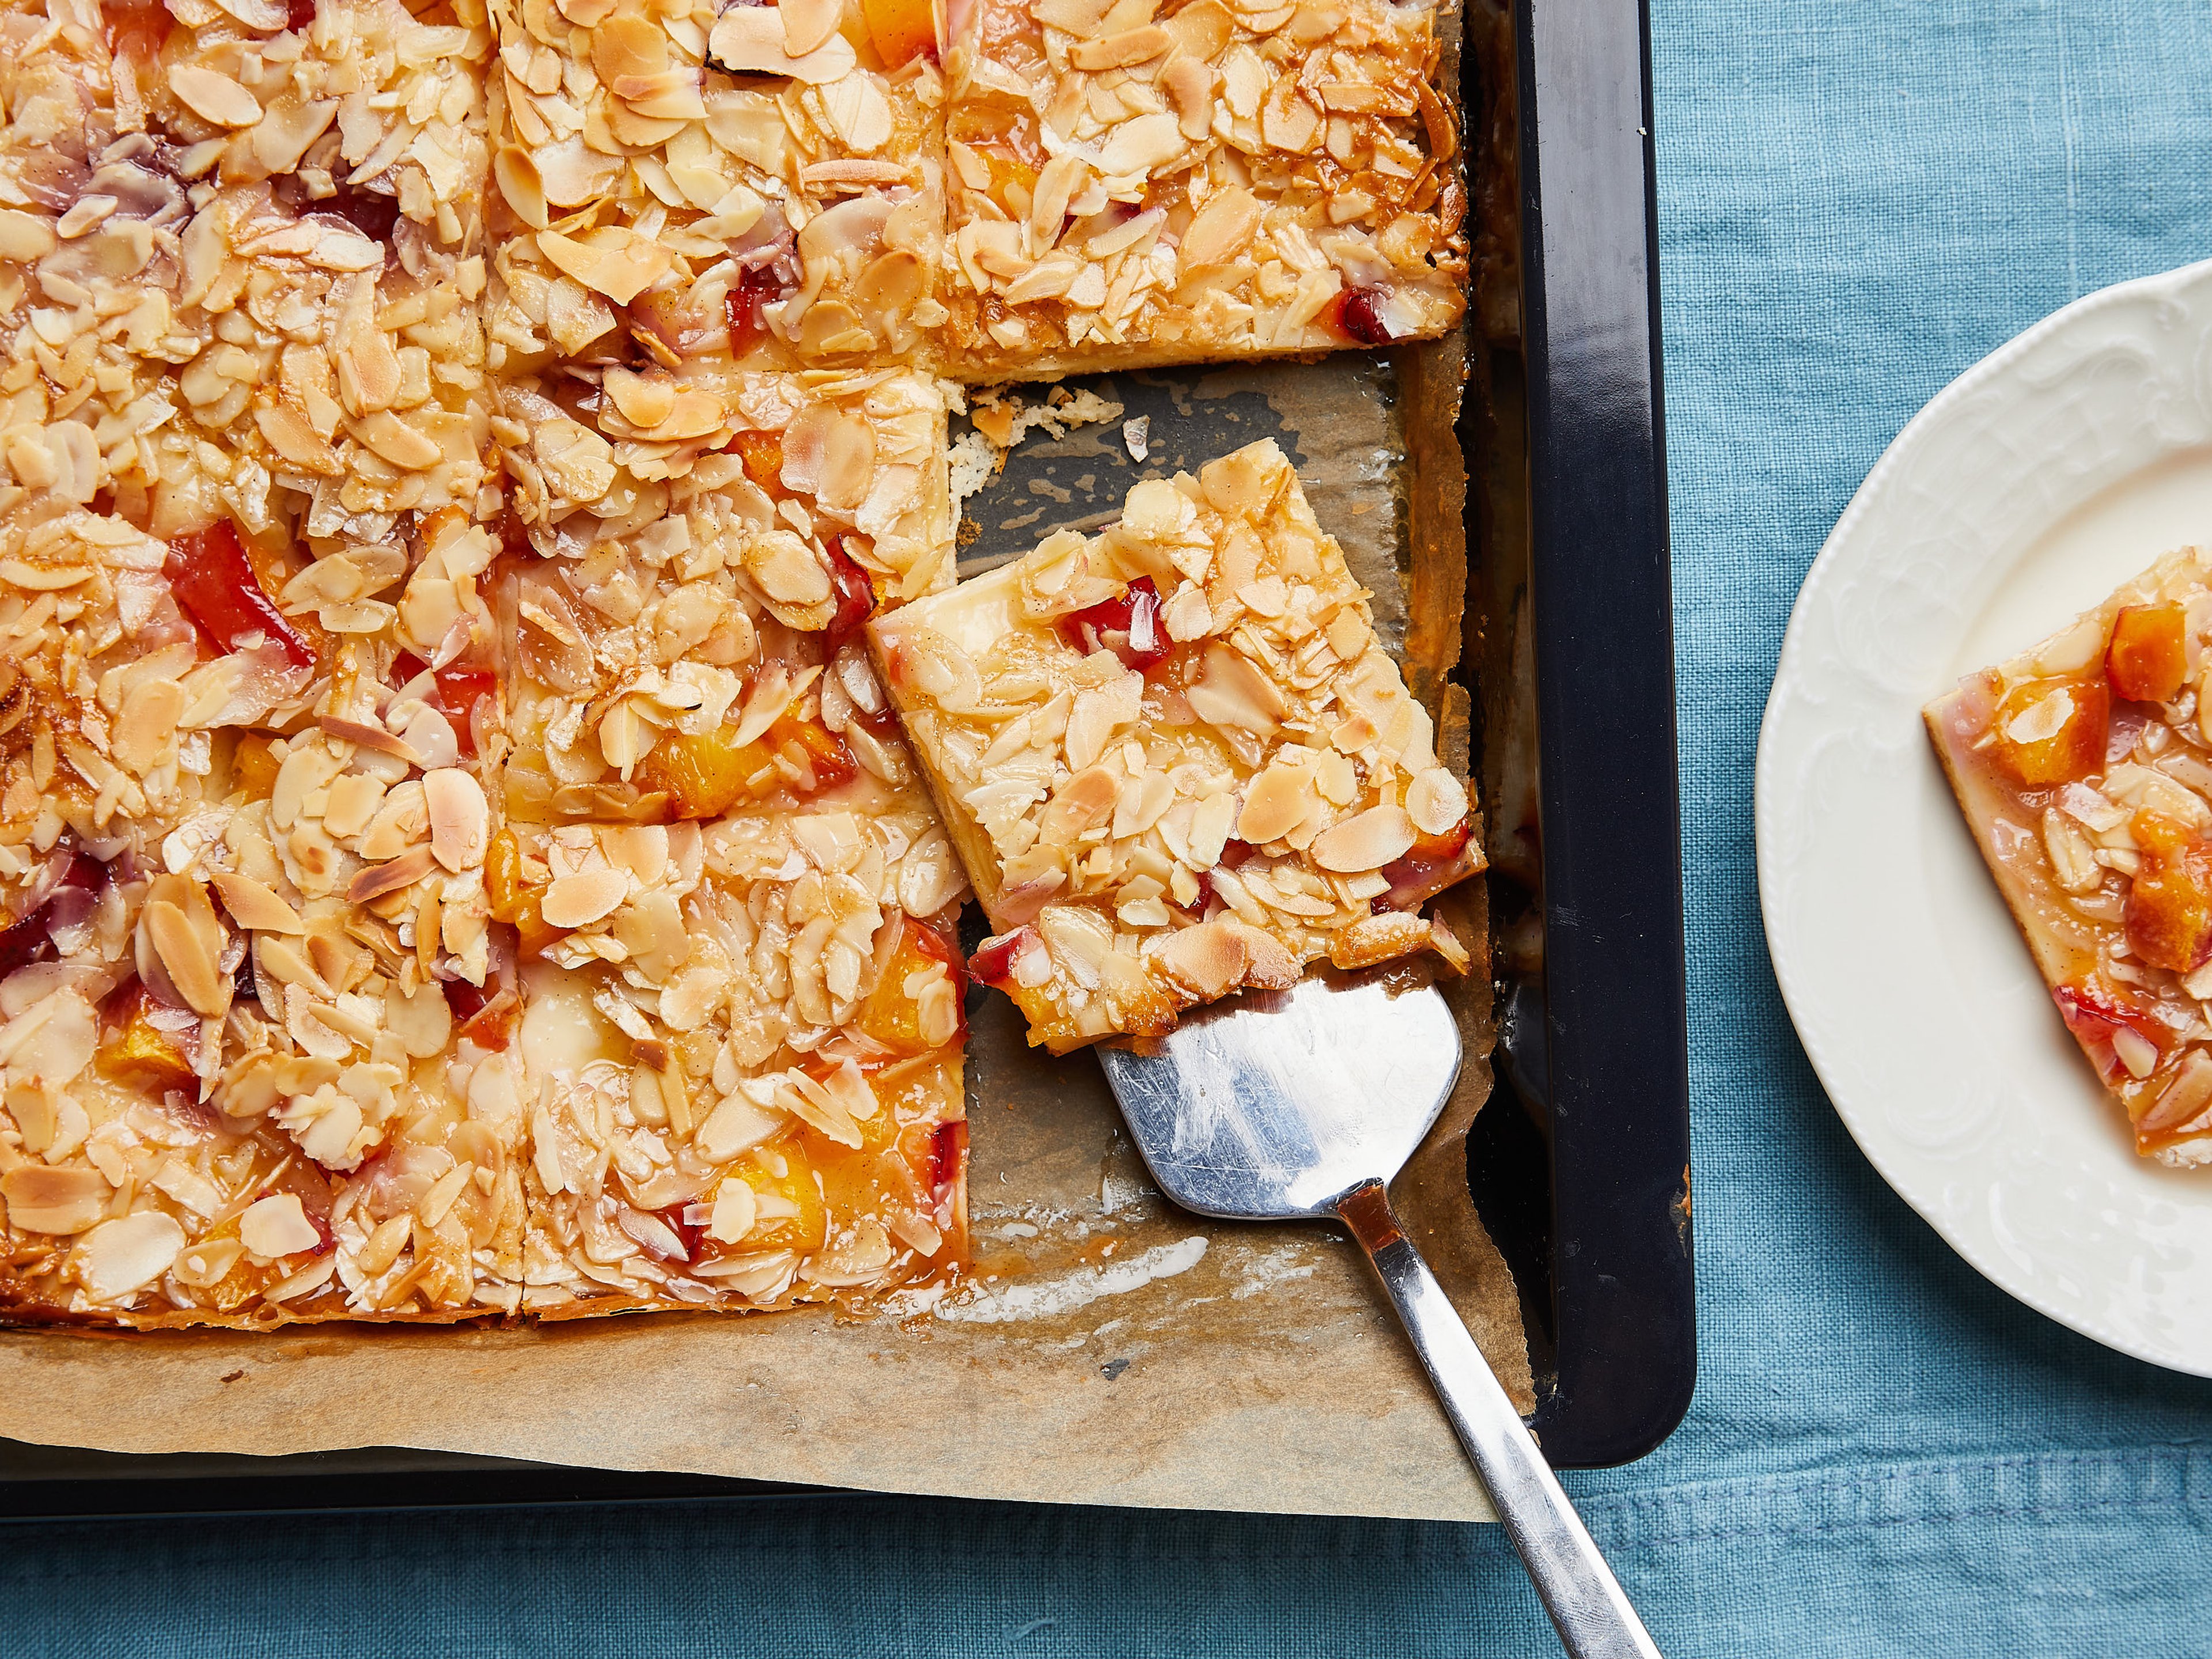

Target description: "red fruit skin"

left=287, top=0, right=316, bottom=30
left=823, top=535, right=877, bottom=649
left=930, top=1119, right=968, bottom=1230
left=725, top=265, right=785, bottom=357
left=393, top=652, right=496, bottom=758
left=165, top=522, right=315, bottom=668
left=441, top=980, right=516, bottom=1052
left=660, top=1203, right=705, bottom=1263
left=1184, top=871, right=1216, bottom=916
left=2052, top=980, right=2168, bottom=1086
left=1057, top=577, right=1168, bottom=669
left=1335, top=286, right=1394, bottom=346
left=968, top=928, right=1032, bottom=987
left=0, top=851, right=111, bottom=978
left=1374, top=819, right=1475, bottom=910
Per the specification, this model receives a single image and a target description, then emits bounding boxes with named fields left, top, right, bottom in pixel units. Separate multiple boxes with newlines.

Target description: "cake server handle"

left=1338, top=1181, right=1662, bottom=1659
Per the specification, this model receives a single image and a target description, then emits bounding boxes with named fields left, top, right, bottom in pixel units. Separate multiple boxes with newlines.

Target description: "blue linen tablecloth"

left=12, top=1, right=2212, bottom=1652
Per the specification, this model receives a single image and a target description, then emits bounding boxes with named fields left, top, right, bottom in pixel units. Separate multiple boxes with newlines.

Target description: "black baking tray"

left=1479, top=0, right=1694, bottom=1467
left=0, top=0, right=1690, bottom=1516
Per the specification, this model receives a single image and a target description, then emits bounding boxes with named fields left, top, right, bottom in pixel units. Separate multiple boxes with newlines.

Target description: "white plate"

left=1758, top=257, right=2212, bottom=1377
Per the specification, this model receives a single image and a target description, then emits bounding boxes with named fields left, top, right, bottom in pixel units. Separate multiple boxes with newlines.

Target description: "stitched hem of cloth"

left=1567, top=1444, right=2212, bottom=1551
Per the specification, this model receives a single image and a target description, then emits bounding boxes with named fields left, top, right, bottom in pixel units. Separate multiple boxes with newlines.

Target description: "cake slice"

left=940, top=0, right=1467, bottom=380
left=499, top=729, right=970, bottom=1314
left=0, top=593, right=532, bottom=1326
left=486, top=0, right=947, bottom=370
left=868, top=437, right=1482, bottom=1053
left=497, top=368, right=953, bottom=821
left=1927, top=545, right=2212, bottom=1167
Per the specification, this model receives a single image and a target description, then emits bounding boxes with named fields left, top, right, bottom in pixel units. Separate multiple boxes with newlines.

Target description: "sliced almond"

left=1311, top=805, right=1418, bottom=874
left=350, top=412, right=441, bottom=471
left=1406, top=767, right=1469, bottom=838
left=347, top=842, right=438, bottom=903
left=779, top=0, right=845, bottom=56
left=169, top=65, right=263, bottom=128
left=707, top=6, right=857, bottom=82
left=1187, top=643, right=1286, bottom=735
left=590, top=13, right=668, bottom=82
left=77, top=1212, right=185, bottom=1300
left=542, top=866, right=628, bottom=928
left=211, top=870, right=305, bottom=934
left=1181, top=184, right=1263, bottom=270
left=1, top=1164, right=108, bottom=1234
left=1328, top=911, right=1433, bottom=971
left=145, top=897, right=229, bottom=1016
left=423, top=769, right=489, bottom=873
left=240, top=1193, right=321, bottom=1257
left=1071, top=23, right=1173, bottom=69
left=536, top=228, right=676, bottom=306
left=1154, top=919, right=1247, bottom=999
left=1237, top=760, right=1312, bottom=845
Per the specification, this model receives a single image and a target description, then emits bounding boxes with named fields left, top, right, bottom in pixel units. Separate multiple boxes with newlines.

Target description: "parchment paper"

left=0, top=340, right=1531, bottom=1525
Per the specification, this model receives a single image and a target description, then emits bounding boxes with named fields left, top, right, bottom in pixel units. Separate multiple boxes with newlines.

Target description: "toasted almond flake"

left=318, top=715, right=419, bottom=762
left=1237, top=760, right=1311, bottom=844
left=0, top=1164, right=107, bottom=1234
left=351, top=412, right=441, bottom=471
left=1180, top=185, right=1263, bottom=268
left=77, top=1212, right=185, bottom=1301
left=423, top=769, right=489, bottom=873
left=169, top=65, right=263, bottom=128
left=1187, top=643, right=1286, bottom=734
left=356, top=1214, right=412, bottom=1277
left=1406, top=767, right=1469, bottom=837
left=707, top=1177, right=758, bottom=1244
left=146, top=897, right=229, bottom=1016
left=347, top=843, right=439, bottom=903
left=708, top=6, right=858, bottom=82
left=536, top=228, right=676, bottom=305
left=211, top=871, right=305, bottom=934
left=1328, top=910, right=1433, bottom=971
left=256, top=401, right=344, bottom=475
left=591, top=13, right=668, bottom=81
left=1155, top=918, right=1247, bottom=999
left=779, top=0, right=846, bottom=56
left=1312, top=805, right=1418, bottom=873
left=240, top=1194, right=321, bottom=1258
left=543, top=867, right=629, bottom=928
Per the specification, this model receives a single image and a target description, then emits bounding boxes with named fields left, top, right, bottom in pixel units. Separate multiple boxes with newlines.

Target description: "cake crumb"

left=1123, top=416, right=1150, bottom=461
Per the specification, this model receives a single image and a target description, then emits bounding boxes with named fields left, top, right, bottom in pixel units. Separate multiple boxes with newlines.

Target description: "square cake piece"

left=495, top=719, right=970, bottom=1313
left=497, top=367, right=953, bottom=821
left=487, top=0, right=947, bottom=369
left=868, top=437, right=1482, bottom=1052
left=941, top=0, right=1467, bottom=380
left=1927, top=546, right=2212, bottom=1168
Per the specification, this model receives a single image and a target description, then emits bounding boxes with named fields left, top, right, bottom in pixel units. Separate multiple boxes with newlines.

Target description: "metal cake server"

left=1097, top=973, right=1661, bottom=1659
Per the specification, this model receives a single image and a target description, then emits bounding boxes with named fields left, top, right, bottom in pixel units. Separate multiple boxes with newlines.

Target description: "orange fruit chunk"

left=856, top=916, right=965, bottom=1058
left=2126, top=809, right=2212, bottom=971
left=1991, top=676, right=2108, bottom=785
left=2107, top=602, right=2189, bottom=704
left=97, top=980, right=196, bottom=1092
left=634, top=714, right=857, bottom=821
left=862, top=0, right=934, bottom=68
left=484, top=827, right=567, bottom=957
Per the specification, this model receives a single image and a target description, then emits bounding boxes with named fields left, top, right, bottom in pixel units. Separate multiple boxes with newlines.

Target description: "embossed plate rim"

left=1759, top=255, right=2212, bottom=1378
